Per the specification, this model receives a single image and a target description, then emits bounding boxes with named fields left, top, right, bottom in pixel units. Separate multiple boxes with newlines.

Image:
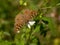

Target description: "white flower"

left=27, top=21, right=35, bottom=28
left=28, top=21, right=35, bottom=26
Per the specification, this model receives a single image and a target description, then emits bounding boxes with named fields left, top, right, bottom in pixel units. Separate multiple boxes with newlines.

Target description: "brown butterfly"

left=13, top=9, right=37, bottom=34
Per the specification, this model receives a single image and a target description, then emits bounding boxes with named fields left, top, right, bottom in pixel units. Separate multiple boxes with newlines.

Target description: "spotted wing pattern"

left=13, top=9, right=37, bottom=34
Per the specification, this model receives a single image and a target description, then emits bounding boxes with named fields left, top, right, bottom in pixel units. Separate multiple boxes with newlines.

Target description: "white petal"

left=28, top=21, right=35, bottom=26
left=27, top=24, right=31, bottom=28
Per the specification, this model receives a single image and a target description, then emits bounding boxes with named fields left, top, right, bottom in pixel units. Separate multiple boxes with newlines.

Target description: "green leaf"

left=32, top=25, right=40, bottom=35
left=42, top=17, right=57, bottom=36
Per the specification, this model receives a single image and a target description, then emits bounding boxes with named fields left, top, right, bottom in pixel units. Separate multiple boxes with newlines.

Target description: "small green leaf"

left=32, top=25, right=40, bottom=35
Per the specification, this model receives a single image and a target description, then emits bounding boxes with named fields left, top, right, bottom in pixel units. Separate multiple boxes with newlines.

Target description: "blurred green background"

left=0, top=0, right=60, bottom=45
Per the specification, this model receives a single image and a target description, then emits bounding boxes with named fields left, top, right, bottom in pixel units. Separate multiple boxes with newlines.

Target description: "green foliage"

left=0, top=0, right=60, bottom=45
left=42, top=17, right=57, bottom=36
